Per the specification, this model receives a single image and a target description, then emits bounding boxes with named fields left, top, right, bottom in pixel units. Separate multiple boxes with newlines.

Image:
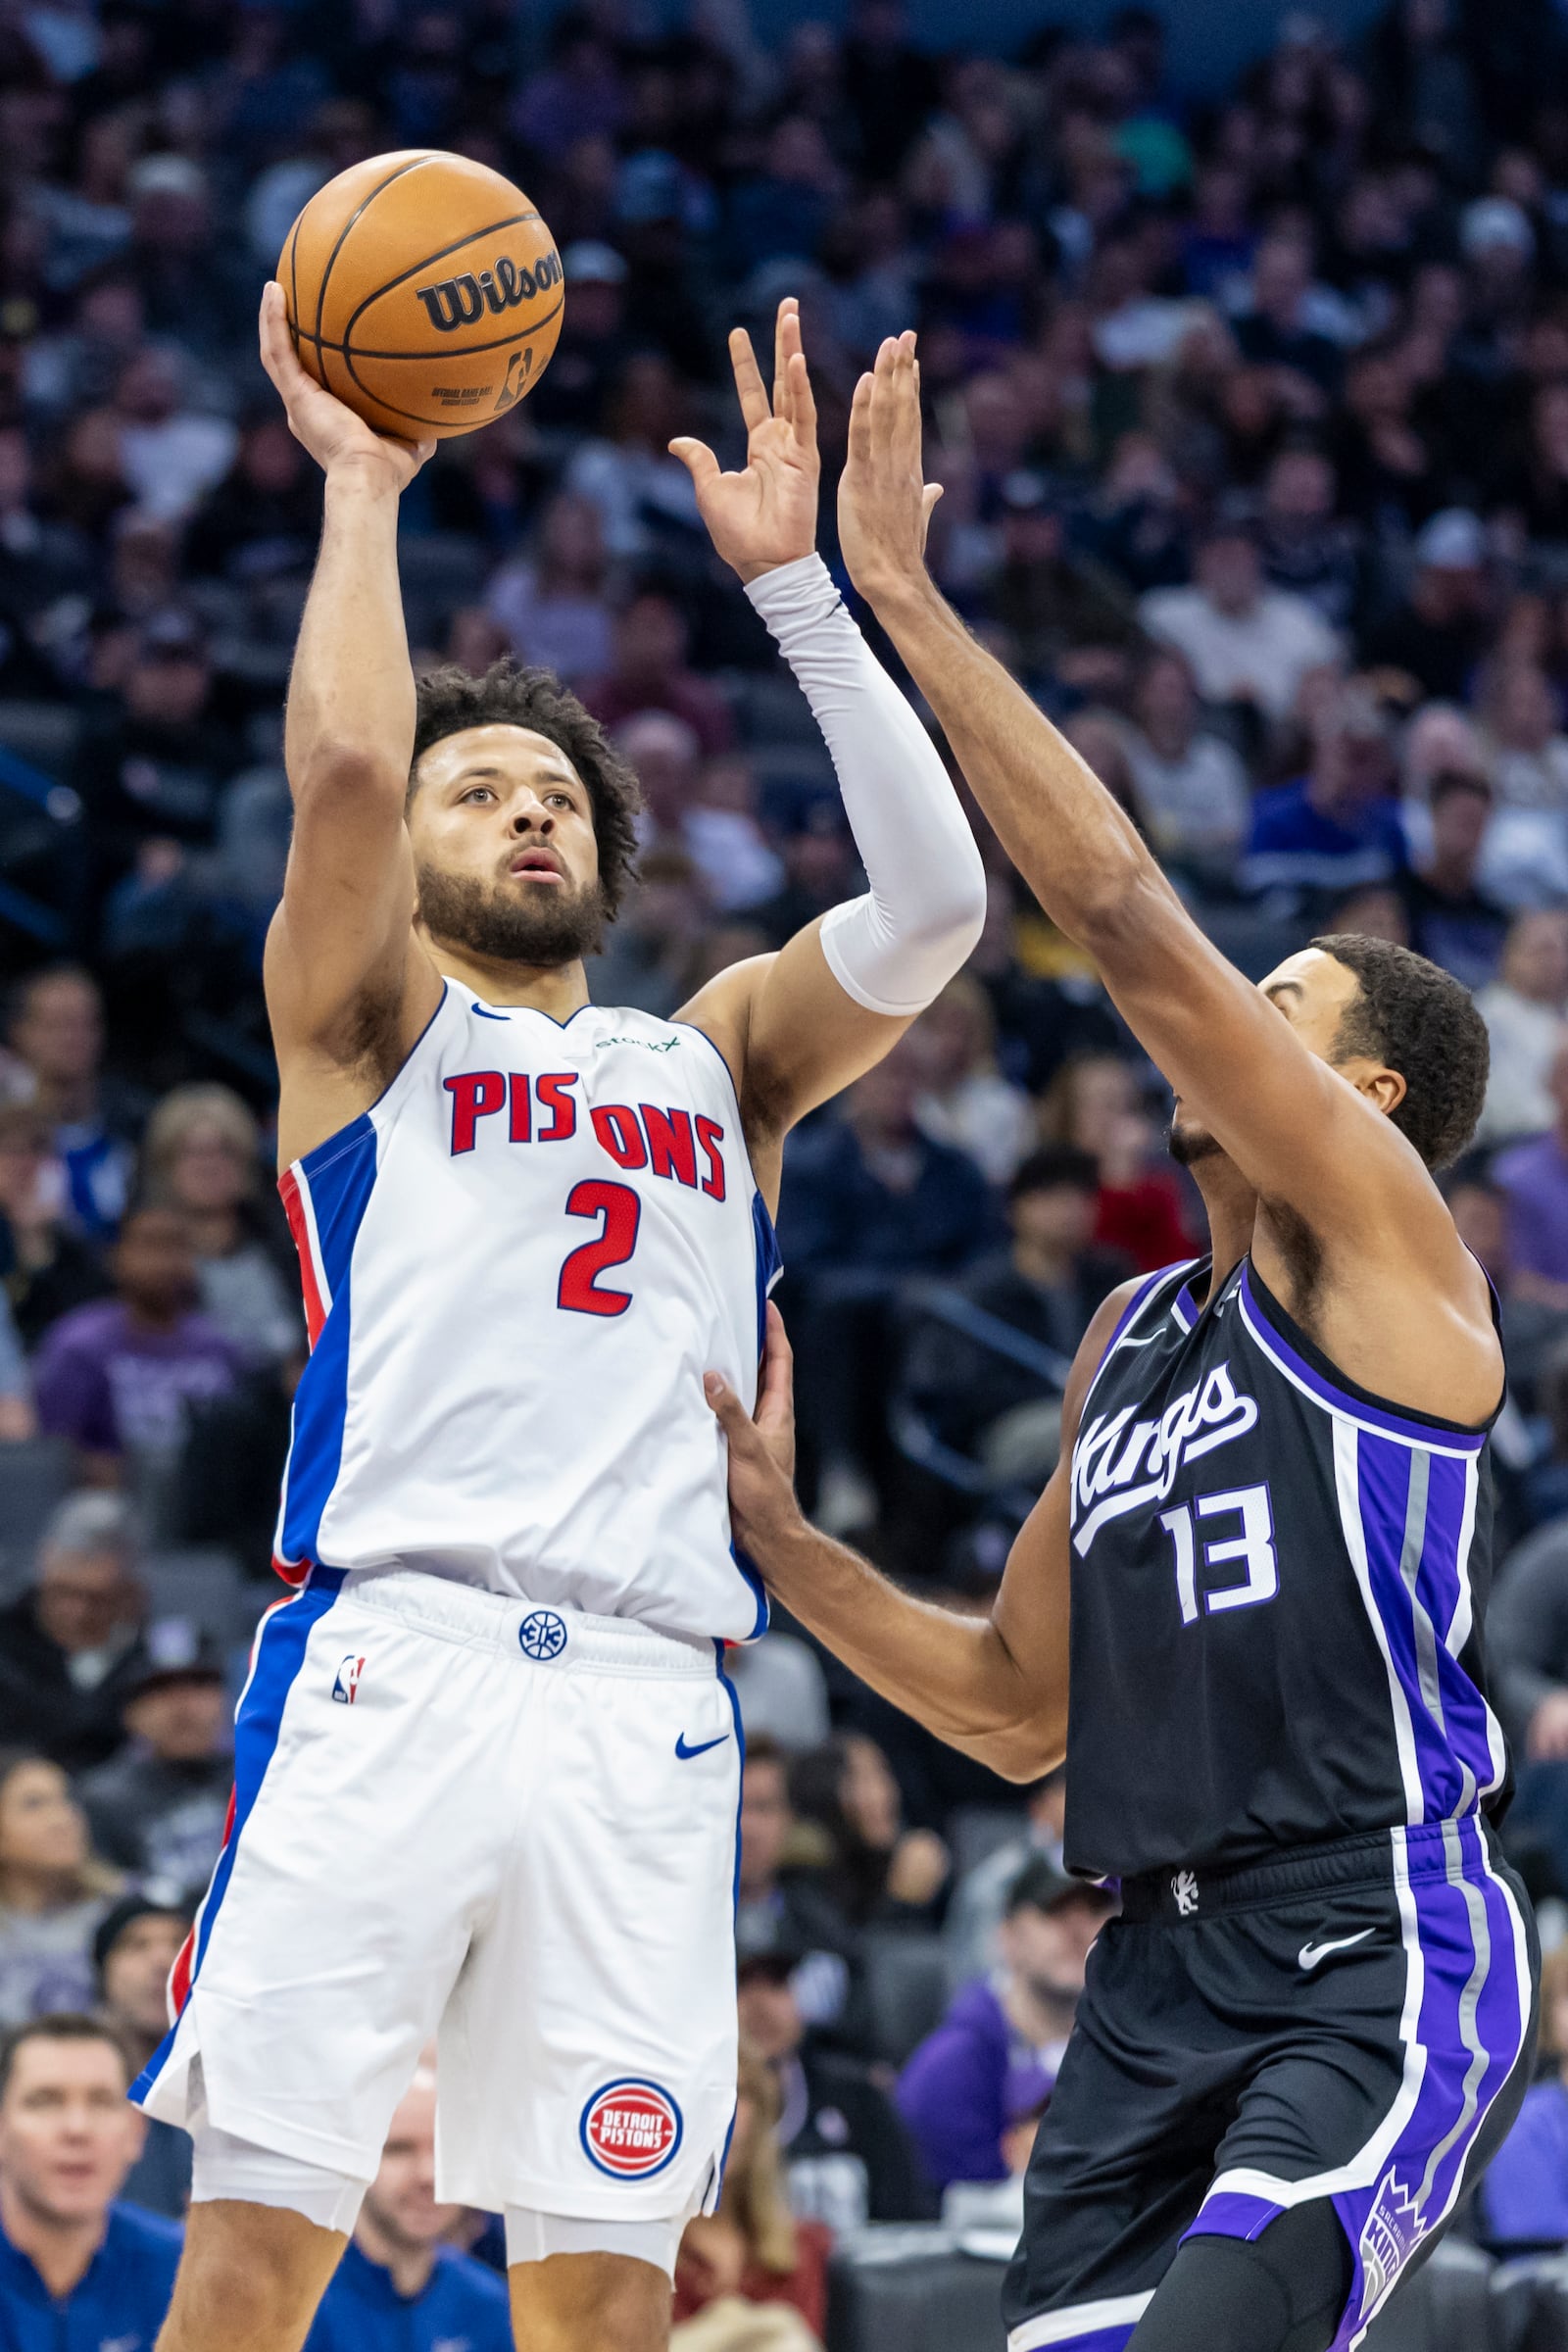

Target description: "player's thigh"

left=1127, top=2203, right=1351, bottom=2352
left=157, top=2201, right=345, bottom=2352
left=439, top=1651, right=740, bottom=2220
left=509, top=2249, right=670, bottom=2352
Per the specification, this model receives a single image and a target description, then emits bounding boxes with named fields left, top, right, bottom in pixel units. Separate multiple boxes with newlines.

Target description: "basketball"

left=278, top=150, right=564, bottom=441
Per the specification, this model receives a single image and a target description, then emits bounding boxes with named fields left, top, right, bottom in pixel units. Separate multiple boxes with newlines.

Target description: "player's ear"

left=1357, top=1064, right=1408, bottom=1121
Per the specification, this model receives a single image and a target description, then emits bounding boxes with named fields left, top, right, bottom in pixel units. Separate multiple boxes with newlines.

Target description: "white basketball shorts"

left=131, top=1566, right=743, bottom=2223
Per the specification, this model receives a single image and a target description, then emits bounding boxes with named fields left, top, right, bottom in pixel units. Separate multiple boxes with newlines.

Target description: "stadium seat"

left=1491, top=2251, right=1568, bottom=2351
left=1359, top=2238, right=1496, bottom=2350
left=862, top=1932, right=952, bottom=2068
left=141, top=1547, right=267, bottom=1652
left=949, top=1804, right=1028, bottom=1883
left=0, top=699, right=83, bottom=779
left=826, top=2226, right=1007, bottom=2352
left=0, top=1437, right=74, bottom=1596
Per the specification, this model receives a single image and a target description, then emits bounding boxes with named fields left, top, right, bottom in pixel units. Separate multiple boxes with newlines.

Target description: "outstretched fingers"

left=668, top=434, right=722, bottom=491
left=258, top=280, right=310, bottom=402
left=727, top=325, right=771, bottom=436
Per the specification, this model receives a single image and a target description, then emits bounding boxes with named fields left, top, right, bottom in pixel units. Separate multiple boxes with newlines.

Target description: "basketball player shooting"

left=708, top=334, right=1540, bottom=2352
left=134, top=291, right=984, bottom=2352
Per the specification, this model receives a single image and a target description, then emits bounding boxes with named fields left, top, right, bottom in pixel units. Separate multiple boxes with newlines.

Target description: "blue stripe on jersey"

left=751, top=1189, right=782, bottom=1357
left=132, top=1571, right=345, bottom=2105
left=1239, top=1267, right=1488, bottom=1453
left=277, top=1117, right=379, bottom=1571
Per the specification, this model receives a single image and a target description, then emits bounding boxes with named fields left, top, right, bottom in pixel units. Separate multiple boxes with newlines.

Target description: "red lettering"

left=641, top=1103, right=697, bottom=1189
left=445, top=1071, right=505, bottom=1154
left=536, top=1073, right=579, bottom=1141
left=696, top=1114, right=726, bottom=1200
left=509, top=1073, right=531, bottom=1142
left=592, top=1103, right=648, bottom=1170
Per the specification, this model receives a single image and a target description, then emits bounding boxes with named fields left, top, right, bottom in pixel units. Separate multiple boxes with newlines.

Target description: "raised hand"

left=839, top=331, right=943, bottom=607
left=669, top=298, right=819, bottom=583
left=258, top=280, right=433, bottom=493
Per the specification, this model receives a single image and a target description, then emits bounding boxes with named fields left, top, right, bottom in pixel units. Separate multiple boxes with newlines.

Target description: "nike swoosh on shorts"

left=1298, top=1928, right=1376, bottom=1971
left=675, top=1733, right=729, bottom=1761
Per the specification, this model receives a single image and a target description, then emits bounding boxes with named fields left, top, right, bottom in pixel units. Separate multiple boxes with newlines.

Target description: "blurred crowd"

left=17, top=0, right=1568, bottom=2335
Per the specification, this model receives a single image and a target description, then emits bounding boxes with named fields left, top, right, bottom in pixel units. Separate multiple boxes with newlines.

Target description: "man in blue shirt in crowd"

left=306, top=2062, right=511, bottom=2352
left=0, top=2012, right=181, bottom=2351
left=1243, top=683, right=1406, bottom=908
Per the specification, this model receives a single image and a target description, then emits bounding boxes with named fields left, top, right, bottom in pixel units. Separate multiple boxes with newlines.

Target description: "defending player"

left=707, top=335, right=1538, bottom=2352
left=136, top=294, right=985, bottom=2352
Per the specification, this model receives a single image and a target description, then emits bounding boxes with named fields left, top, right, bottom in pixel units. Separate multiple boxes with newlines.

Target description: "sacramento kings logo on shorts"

left=580, top=2080, right=684, bottom=2179
left=518, top=1609, right=568, bottom=1662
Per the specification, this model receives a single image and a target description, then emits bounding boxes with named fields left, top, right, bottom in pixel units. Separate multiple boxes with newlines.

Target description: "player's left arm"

left=670, top=304, right=986, bottom=1173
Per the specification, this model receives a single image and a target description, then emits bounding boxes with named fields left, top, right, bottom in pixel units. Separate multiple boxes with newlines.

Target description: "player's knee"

left=161, top=2201, right=344, bottom=2351
left=510, top=2248, right=671, bottom=2352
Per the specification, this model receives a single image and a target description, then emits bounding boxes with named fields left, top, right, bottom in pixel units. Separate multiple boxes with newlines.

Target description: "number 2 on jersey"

left=558, top=1181, right=642, bottom=1317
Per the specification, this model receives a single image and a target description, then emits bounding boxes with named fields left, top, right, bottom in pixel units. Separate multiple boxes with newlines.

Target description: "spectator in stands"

left=1396, top=770, right=1508, bottom=989
left=1258, top=446, right=1359, bottom=631
left=6, top=967, right=141, bottom=1241
left=1119, top=647, right=1252, bottom=886
left=778, top=1041, right=995, bottom=1533
left=945, top=1772, right=1068, bottom=1988
left=898, top=1860, right=1115, bottom=2191
left=1037, top=1053, right=1192, bottom=1272
left=723, top=1637, right=831, bottom=1757
left=737, top=1738, right=861, bottom=2047
left=484, top=490, right=615, bottom=684
left=1139, top=511, right=1340, bottom=724
left=74, top=607, right=245, bottom=868
left=1475, top=1941, right=1568, bottom=2250
left=139, top=1086, right=299, bottom=1366
left=303, top=2062, right=511, bottom=2351
left=1486, top=1512, right=1568, bottom=1893
left=582, top=587, right=733, bottom=757
left=1495, top=1037, right=1568, bottom=1307
left=1476, top=908, right=1568, bottom=1145
left=736, top=1933, right=933, bottom=2232
left=901, top=1149, right=1130, bottom=1478
left=0, top=1102, right=109, bottom=1351
left=1244, top=684, right=1404, bottom=906
left=910, top=976, right=1035, bottom=1189
left=109, top=346, right=236, bottom=523
left=183, top=410, right=321, bottom=592
left=0, top=2013, right=180, bottom=2335
left=93, top=1894, right=191, bottom=2221
left=0, top=1757, right=120, bottom=2028
left=0, top=1495, right=149, bottom=1771
left=788, top=1734, right=950, bottom=1935
left=170, top=1342, right=302, bottom=1581
left=683, top=757, right=786, bottom=917
left=975, top=471, right=1140, bottom=689
left=1232, top=234, right=1343, bottom=399
left=31, top=1205, right=241, bottom=1485
left=79, top=1627, right=230, bottom=1895
left=673, top=2041, right=832, bottom=2348
left=1365, top=509, right=1493, bottom=702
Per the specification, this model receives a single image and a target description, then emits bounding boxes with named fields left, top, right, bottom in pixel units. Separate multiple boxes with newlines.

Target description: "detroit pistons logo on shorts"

left=518, top=1609, right=568, bottom=1663
left=580, top=2080, right=683, bottom=2180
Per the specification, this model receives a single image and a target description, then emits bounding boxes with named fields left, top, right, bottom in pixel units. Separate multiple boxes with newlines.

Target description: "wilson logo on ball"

left=580, top=2080, right=683, bottom=2180
left=416, top=249, right=563, bottom=331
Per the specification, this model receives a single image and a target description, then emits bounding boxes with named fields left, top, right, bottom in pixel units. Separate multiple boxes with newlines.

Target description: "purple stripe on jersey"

left=1238, top=1270, right=1488, bottom=1452
left=1325, top=1826, right=1530, bottom=2348
left=1105, top=1263, right=1189, bottom=1356
left=1184, top=2189, right=1284, bottom=2242
left=1351, top=1433, right=1466, bottom=1815
left=1015, top=2327, right=1143, bottom=2352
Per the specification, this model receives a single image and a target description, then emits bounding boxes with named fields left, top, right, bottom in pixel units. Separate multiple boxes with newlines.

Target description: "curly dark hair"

left=1312, top=932, right=1490, bottom=1172
left=410, top=660, right=643, bottom=921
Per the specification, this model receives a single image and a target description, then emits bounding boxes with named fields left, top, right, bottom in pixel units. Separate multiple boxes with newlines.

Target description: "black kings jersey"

left=1064, top=1256, right=1507, bottom=1883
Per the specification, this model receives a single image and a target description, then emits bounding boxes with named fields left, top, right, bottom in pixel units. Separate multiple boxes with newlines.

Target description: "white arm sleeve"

left=745, top=554, right=988, bottom=1017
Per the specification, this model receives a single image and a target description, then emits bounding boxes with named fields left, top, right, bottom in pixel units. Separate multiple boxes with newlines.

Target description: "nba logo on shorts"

left=580, top=2080, right=683, bottom=2179
left=519, top=1609, right=568, bottom=1663
left=331, top=1654, right=366, bottom=1705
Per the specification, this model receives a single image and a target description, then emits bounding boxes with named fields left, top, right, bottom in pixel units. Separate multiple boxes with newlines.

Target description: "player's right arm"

left=256, top=282, right=443, bottom=1143
left=706, top=1289, right=1137, bottom=1781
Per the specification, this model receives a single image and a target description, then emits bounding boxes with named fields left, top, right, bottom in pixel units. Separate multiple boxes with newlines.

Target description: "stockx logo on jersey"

left=1073, top=1363, right=1257, bottom=1553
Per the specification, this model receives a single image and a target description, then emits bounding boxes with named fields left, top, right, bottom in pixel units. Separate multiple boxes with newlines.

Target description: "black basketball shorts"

left=1004, top=1819, right=1539, bottom=2352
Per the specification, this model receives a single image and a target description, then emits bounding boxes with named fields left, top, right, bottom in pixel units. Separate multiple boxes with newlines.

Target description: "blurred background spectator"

left=92, top=1892, right=191, bottom=2220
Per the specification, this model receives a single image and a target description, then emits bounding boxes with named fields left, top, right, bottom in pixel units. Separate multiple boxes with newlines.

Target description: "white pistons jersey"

left=273, top=983, right=779, bottom=1643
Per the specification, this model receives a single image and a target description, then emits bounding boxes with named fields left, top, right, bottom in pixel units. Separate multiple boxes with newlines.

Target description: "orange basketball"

left=279, top=150, right=564, bottom=441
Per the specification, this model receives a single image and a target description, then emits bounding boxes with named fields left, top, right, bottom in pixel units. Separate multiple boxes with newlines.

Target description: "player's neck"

left=1186, top=1159, right=1258, bottom=1303
left=431, top=946, right=591, bottom=1020
left=0, top=2176, right=105, bottom=2300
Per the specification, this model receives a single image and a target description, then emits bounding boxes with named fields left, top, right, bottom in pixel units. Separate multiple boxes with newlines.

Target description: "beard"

left=1166, top=1117, right=1223, bottom=1169
left=416, top=862, right=609, bottom=968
